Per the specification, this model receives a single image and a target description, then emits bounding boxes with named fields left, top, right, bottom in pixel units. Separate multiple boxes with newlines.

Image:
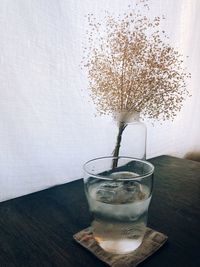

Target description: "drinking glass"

left=83, top=156, right=154, bottom=254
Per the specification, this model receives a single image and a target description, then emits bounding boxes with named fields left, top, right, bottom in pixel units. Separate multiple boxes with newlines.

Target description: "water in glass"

left=86, top=171, right=151, bottom=254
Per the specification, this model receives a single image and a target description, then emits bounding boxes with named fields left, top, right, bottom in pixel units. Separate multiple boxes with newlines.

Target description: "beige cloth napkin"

left=73, top=227, right=168, bottom=267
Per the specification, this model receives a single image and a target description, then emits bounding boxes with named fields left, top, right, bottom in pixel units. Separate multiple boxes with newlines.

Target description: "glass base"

left=96, top=238, right=143, bottom=254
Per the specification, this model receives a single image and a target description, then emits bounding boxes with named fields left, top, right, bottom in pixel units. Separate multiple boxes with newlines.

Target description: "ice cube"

left=98, top=181, right=123, bottom=190
left=94, top=174, right=146, bottom=204
left=95, top=181, right=124, bottom=203
left=109, top=171, right=139, bottom=180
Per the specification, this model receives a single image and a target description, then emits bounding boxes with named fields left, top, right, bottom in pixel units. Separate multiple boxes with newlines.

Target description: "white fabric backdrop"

left=0, top=0, right=199, bottom=202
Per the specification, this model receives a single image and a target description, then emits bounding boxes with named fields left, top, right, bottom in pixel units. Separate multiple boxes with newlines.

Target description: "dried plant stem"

left=112, top=122, right=127, bottom=169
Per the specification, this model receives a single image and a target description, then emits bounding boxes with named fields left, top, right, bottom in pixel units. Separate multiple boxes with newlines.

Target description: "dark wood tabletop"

left=0, top=155, right=199, bottom=267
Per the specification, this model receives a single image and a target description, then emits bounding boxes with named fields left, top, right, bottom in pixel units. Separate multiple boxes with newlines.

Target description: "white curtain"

left=0, top=0, right=199, bottom=202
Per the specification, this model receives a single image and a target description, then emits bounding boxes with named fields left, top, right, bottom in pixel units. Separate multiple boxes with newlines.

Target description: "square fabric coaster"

left=73, top=227, right=168, bottom=267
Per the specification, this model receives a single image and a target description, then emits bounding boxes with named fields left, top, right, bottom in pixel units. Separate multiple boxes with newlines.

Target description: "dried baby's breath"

left=82, top=0, right=191, bottom=122
left=82, top=0, right=191, bottom=167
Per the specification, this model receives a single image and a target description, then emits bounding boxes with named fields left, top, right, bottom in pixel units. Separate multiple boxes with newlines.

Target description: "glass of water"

left=83, top=156, right=154, bottom=254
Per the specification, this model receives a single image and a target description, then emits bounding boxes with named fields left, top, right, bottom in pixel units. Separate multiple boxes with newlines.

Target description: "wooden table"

left=0, top=155, right=199, bottom=267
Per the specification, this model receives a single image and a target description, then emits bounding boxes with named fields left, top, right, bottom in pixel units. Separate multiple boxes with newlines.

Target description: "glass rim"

left=83, top=156, right=154, bottom=181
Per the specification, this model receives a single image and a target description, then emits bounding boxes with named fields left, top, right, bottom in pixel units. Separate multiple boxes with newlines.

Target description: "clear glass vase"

left=112, top=112, right=147, bottom=160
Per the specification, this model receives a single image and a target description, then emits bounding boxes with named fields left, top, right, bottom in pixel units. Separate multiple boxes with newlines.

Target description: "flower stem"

left=112, top=122, right=127, bottom=169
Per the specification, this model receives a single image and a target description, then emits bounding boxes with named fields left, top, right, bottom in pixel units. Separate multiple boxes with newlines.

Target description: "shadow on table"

left=184, top=151, right=200, bottom=162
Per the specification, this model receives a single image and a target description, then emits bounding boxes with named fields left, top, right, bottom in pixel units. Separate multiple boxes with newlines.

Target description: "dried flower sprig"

left=82, top=0, right=191, bottom=167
